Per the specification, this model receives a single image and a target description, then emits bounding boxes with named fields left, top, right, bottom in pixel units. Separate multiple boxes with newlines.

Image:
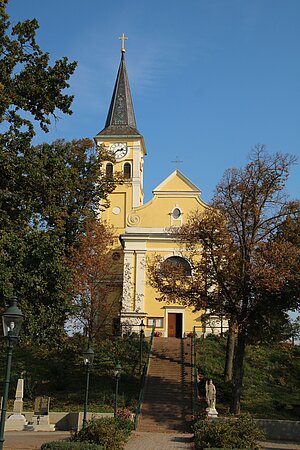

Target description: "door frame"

left=165, top=308, right=185, bottom=337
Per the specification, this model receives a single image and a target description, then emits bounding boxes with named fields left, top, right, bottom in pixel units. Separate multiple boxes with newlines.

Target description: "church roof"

left=153, top=169, right=202, bottom=196
left=97, top=51, right=141, bottom=137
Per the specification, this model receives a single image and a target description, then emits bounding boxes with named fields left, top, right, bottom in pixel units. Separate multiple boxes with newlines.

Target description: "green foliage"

left=193, top=415, right=264, bottom=449
left=0, top=0, right=76, bottom=141
left=41, top=441, right=104, bottom=449
left=73, top=417, right=134, bottom=450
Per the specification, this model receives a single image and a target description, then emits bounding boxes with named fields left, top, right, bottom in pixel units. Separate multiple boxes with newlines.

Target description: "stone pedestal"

left=5, top=413, right=27, bottom=431
left=206, top=407, right=218, bottom=419
left=5, top=378, right=28, bottom=430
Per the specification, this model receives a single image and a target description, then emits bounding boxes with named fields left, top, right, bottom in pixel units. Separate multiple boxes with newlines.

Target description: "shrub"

left=116, top=407, right=134, bottom=421
left=72, top=417, right=134, bottom=450
left=41, top=442, right=104, bottom=449
left=193, top=414, right=265, bottom=449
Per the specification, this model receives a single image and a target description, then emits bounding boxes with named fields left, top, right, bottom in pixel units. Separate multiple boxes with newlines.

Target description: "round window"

left=172, top=208, right=181, bottom=219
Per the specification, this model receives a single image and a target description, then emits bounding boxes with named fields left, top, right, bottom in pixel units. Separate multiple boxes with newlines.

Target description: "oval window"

left=172, top=208, right=181, bottom=219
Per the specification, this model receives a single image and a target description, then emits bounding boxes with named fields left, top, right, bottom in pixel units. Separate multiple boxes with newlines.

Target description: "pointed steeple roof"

left=97, top=49, right=141, bottom=137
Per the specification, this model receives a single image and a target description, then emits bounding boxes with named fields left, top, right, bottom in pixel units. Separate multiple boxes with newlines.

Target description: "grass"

left=196, top=335, right=300, bottom=419
left=0, top=334, right=149, bottom=413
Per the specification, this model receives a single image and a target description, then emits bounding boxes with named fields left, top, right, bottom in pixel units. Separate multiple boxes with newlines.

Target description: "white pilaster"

left=122, top=250, right=134, bottom=313
left=135, top=250, right=146, bottom=312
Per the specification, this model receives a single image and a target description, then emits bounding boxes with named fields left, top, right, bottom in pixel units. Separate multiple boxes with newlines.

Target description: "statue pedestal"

left=206, top=407, right=218, bottom=419
left=5, top=413, right=27, bottom=431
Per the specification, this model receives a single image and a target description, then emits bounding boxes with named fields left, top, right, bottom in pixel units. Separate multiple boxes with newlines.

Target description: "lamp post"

left=82, top=346, right=94, bottom=431
left=0, top=295, right=23, bottom=450
left=139, top=319, right=145, bottom=375
left=114, top=361, right=121, bottom=418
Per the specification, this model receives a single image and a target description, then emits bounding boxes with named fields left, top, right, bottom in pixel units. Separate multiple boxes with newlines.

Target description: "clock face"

left=109, top=143, right=128, bottom=160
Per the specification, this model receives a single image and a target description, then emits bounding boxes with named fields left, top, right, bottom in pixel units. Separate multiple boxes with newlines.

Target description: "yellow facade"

left=94, top=49, right=209, bottom=337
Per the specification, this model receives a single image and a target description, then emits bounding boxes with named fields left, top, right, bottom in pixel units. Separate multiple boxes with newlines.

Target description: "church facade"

left=95, top=44, right=218, bottom=337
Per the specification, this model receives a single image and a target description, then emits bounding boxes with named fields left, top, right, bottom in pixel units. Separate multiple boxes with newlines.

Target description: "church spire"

left=98, top=35, right=141, bottom=137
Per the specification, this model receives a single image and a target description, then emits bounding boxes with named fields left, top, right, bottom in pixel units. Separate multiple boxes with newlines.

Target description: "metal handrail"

left=134, top=325, right=155, bottom=430
left=192, top=326, right=203, bottom=419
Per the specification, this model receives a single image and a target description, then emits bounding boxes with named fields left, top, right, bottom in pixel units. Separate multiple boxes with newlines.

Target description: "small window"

left=172, top=208, right=181, bottom=219
left=147, top=317, right=163, bottom=328
left=123, top=163, right=131, bottom=179
left=106, top=163, right=113, bottom=178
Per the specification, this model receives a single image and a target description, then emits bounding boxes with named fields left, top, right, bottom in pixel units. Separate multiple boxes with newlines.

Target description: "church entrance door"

left=168, top=313, right=182, bottom=338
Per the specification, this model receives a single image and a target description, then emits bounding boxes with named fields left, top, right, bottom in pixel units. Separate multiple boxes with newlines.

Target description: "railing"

left=192, top=326, right=204, bottom=419
left=134, top=325, right=155, bottom=430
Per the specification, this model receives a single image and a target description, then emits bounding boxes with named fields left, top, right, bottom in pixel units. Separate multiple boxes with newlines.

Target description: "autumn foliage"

left=68, top=221, right=123, bottom=339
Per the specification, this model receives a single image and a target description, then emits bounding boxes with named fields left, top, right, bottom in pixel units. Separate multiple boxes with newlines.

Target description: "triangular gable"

left=153, top=170, right=201, bottom=195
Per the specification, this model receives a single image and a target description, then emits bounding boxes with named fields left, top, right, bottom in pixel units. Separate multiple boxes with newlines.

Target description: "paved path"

left=124, top=433, right=300, bottom=450
left=2, top=430, right=300, bottom=450
left=124, top=431, right=194, bottom=450
left=3, top=431, right=70, bottom=450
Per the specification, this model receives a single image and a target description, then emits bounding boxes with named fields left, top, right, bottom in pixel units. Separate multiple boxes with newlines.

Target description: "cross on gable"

left=171, top=156, right=183, bottom=166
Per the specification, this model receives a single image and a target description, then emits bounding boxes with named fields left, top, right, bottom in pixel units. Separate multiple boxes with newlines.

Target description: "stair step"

left=137, top=337, right=192, bottom=433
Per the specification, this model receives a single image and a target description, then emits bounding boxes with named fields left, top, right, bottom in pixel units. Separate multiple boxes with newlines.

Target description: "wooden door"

left=168, top=313, right=176, bottom=337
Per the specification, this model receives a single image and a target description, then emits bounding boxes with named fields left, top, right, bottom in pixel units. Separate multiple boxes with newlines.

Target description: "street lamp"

left=0, top=295, right=23, bottom=450
left=82, top=346, right=94, bottom=431
left=114, top=361, right=121, bottom=418
left=139, top=319, right=145, bottom=375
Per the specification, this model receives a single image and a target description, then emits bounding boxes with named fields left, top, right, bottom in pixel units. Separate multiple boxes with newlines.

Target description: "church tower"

left=94, top=35, right=146, bottom=231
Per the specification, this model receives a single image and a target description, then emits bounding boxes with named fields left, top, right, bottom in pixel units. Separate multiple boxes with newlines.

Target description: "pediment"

left=153, top=170, right=201, bottom=195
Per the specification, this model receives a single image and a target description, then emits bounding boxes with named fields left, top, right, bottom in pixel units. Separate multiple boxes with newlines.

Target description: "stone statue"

left=205, top=379, right=218, bottom=418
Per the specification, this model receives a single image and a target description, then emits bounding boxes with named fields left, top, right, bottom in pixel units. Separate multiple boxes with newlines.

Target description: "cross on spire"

left=119, top=33, right=128, bottom=53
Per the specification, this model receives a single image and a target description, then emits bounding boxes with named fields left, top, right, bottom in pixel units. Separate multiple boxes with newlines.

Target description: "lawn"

left=196, top=334, right=300, bottom=419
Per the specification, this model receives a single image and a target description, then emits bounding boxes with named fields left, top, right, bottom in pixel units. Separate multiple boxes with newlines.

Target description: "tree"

left=0, top=0, right=76, bottom=142
left=0, top=1, right=77, bottom=346
left=0, top=138, right=119, bottom=348
left=0, top=4, right=122, bottom=347
left=68, top=221, right=123, bottom=340
left=148, top=146, right=300, bottom=414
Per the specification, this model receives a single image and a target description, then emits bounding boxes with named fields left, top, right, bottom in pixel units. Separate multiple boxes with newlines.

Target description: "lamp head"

left=2, top=295, right=23, bottom=339
left=83, top=346, right=94, bottom=366
left=114, top=361, right=122, bottom=379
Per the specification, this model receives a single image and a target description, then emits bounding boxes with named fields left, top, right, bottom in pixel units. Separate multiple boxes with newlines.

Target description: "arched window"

left=106, top=163, right=113, bottom=178
left=124, top=163, right=131, bottom=179
left=161, top=256, right=191, bottom=276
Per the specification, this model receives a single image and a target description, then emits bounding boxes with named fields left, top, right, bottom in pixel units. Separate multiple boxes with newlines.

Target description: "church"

left=95, top=38, right=220, bottom=338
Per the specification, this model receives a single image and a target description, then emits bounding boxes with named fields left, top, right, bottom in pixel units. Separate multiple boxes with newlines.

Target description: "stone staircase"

left=137, top=337, right=193, bottom=432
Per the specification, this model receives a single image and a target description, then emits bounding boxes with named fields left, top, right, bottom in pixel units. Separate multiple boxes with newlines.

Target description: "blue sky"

left=7, top=0, right=300, bottom=203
